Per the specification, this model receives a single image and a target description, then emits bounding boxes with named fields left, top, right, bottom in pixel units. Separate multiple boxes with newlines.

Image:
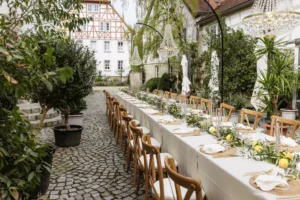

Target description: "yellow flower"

left=278, top=158, right=289, bottom=169
left=226, top=134, right=233, bottom=142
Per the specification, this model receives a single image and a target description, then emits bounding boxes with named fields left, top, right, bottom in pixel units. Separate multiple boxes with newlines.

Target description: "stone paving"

left=40, top=92, right=147, bottom=200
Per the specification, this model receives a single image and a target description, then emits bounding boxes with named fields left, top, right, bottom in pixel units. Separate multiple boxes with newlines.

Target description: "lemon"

left=284, top=152, right=293, bottom=160
left=254, top=145, right=263, bottom=153
left=226, top=134, right=233, bottom=142
left=278, top=158, right=289, bottom=169
left=209, top=127, right=216, bottom=135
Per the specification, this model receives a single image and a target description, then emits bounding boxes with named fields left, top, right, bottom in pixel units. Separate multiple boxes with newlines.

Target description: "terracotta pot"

left=264, top=123, right=289, bottom=136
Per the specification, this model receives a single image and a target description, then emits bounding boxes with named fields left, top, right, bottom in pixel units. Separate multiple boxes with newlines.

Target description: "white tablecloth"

left=116, top=93, right=278, bottom=200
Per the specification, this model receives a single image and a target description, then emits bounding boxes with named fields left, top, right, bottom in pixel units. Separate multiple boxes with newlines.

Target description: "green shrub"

left=145, top=77, right=160, bottom=92
left=157, top=73, right=177, bottom=91
left=70, top=98, right=87, bottom=115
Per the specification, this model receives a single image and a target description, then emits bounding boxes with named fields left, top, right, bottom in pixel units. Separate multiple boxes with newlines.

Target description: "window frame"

left=104, top=60, right=111, bottom=70
left=104, top=41, right=110, bottom=52
left=118, top=60, right=124, bottom=70
left=87, top=4, right=92, bottom=11
left=90, top=40, right=97, bottom=52
left=118, top=41, right=124, bottom=52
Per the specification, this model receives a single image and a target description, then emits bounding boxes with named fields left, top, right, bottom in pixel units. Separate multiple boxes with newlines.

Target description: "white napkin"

left=254, top=175, right=289, bottom=191
left=281, top=136, right=298, bottom=147
left=236, top=123, right=253, bottom=130
left=173, top=128, right=195, bottom=134
left=203, top=144, right=225, bottom=154
left=192, top=109, right=204, bottom=114
left=145, top=109, right=159, bottom=115
left=250, top=133, right=276, bottom=142
left=169, top=99, right=176, bottom=103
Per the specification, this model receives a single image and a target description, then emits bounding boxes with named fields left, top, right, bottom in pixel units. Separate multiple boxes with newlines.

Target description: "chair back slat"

left=141, top=135, right=164, bottom=200
left=164, top=91, right=171, bottom=100
left=171, top=93, right=178, bottom=101
left=189, top=96, right=201, bottom=109
left=220, top=103, right=235, bottom=122
left=164, top=157, right=203, bottom=200
left=200, top=98, right=212, bottom=115
left=239, top=108, right=261, bottom=130
left=269, top=115, right=300, bottom=138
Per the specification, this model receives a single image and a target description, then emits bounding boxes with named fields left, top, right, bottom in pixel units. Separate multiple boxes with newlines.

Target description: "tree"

left=31, top=38, right=97, bottom=130
left=201, top=22, right=258, bottom=102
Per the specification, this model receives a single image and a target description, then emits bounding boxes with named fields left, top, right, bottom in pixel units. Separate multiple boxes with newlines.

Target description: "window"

left=104, top=60, right=110, bottom=70
left=94, top=5, right=99, bottom=11
left=90, top=41, right=97, bottom=51
left=104, top=41, right=110, bottom=51
left=118, top=42, right=124, bottom=52
left=106, top=22, right=110, bottom=31
left=87, top=4, right=92, bottom=11
left=100, top=22, right=104, bottom=32
left=118, top=61, right=123, bottom=70
left=155, top=65, right=159, bottom=77
left=82, top=23, right=87, bottom=31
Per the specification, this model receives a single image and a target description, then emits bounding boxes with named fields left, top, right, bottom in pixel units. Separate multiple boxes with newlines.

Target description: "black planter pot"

left=54, top=125, right=83, bottom=147
left=28, top=146, right=55, bottom=199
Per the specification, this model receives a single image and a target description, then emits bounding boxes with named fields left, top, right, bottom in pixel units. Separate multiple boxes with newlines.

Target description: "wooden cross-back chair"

left=108, top=96, right=115, bottom=129
left=179, top=94, right=188, bottom=104
left=240, top=108, right=262, bottom=130
left=153, top=89, right=159, bottom=95
left=200, top=98, right=212, bottom=115
left=164, top=157, right=205, bottom=200
left=103, top=90, right=110, bottom=116
left=139, top=135, right=179, bottom=200
left=269, top=116, right=300, bottom=138
left=220, top=103, right=235, bottom=122
left=189, top=96, right=201, bottom=109
left=115, top=105, right=127, bottom=148
left=128, top=121, right=161, bottom=186
left=112, top=99, right=120, bottom=137
left=170, top=93, right=178, bottom=101
left=164, top=91, right=171, bottom=100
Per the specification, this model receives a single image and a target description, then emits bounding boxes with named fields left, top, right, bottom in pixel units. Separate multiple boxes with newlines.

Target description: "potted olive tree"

left=33, top=38, right=97, bottom=147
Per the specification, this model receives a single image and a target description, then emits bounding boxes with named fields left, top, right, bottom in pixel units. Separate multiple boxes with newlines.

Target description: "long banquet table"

left=115, top=92, right=281, bottom=200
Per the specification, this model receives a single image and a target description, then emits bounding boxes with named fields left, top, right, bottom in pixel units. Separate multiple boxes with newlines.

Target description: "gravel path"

left=40, top=92, right=147, bottom=200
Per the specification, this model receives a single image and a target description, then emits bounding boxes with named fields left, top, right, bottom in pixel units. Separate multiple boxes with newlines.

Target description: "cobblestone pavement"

left=41, top=92, right=147, bottom=200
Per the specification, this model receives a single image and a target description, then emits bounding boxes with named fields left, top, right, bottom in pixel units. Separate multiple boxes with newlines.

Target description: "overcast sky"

left=111, top=0, right=137, bottom=26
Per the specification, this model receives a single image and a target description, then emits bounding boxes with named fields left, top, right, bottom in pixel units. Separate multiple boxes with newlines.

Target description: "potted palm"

left=33, top=38, right=97, bottom=147
left=257, top=52, right=299, bottom=134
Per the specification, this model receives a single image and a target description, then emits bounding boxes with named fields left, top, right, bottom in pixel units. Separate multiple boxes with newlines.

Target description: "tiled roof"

left=185, top=0, right=254, bottom=21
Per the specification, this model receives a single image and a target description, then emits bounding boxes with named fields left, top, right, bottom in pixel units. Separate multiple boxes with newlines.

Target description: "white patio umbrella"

left=181, top=55, right=191, bottom=94
left=251, top=56, right=268, bottom=110
left=208, top=51, right=220, bottom=100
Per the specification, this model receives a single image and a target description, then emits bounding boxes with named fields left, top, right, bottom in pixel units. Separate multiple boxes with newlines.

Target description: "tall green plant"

left=257, top=53, right=299, bottom=115
left=201, top=24, right=257, bottom=100
left=32, top=38, right=97, bottom=130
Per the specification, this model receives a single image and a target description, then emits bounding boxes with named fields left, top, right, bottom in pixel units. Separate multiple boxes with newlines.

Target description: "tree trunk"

left=64, top=114, right=71, bottom=130
left=38, top=105, right=49, bottom=130
left=272, top=95, right=279, bottom=115
left=135, top=0, right=157, bottom=60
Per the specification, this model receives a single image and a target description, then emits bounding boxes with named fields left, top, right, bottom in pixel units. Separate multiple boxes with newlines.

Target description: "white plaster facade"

left=77, top=39, right=130, bottom=79
left=143, top=1, right=198, bottom=82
